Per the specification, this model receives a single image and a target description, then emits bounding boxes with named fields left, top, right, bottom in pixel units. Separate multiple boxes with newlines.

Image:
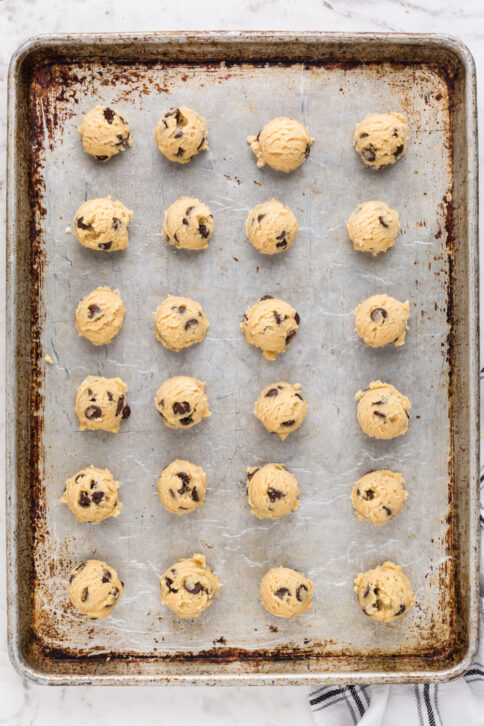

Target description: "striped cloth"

left=308, top=469, right=484, bottom=725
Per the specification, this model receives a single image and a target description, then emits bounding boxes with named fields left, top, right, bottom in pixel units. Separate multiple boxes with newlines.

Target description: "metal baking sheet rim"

left=5, top=31, right=480, bottom=686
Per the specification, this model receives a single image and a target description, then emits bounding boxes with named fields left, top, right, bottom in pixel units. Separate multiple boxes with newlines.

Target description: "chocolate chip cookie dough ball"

left=78, top=106, right=132, bottom=161
left=354, top=112, right=408, bottom=169
left=75, top=376, right=130, bottom=433
left=356, top=381, right=410, bottom=440
left=260, top=567, right=313, bottom=618
left=241, top=296, right=300, bottom=361
left=245, top=199, right=299, bottom=255
left=155, top=376, right=210, bottom=429
left=76, top=287, right=125, bottom=346
left=352, top=470, right=408, bottom=526
left=73, top=196, right=132, bottom=252
left=354, top=561, right=415, bottom=622
left=247, top=117, right=314, bottom=172
left=347, top=201, right=400, bottom=255
left=154, top=106, right=207, bottom=163
left=68, top=560, right=123, bottom=619
left=355, top=294, right=410, bottom=348
left=61, top=465, right=121, bottom=523
left=158, top=459, right=206, bottom=515
left=160, top=553, right=220, bottom=619
left=254, top=382, right=307, bottom=440
left=247, top=463, right=300, bottom=519
left=162, top=197, right=213, bottom=251
left=155, top=296, right=209, bottom=351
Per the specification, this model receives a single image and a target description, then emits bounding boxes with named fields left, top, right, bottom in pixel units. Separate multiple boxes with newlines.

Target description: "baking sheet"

left=29, top=57, right=455, bottom=659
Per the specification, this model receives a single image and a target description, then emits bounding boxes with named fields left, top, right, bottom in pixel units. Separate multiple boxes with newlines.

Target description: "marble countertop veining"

left=1, top=1, right=483, bottom=724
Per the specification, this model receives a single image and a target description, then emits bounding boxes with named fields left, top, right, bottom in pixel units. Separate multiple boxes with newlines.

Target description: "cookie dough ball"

left=68, top=560, right=123, bottom=619
left=352, top=470, right=408, bottom=525
left=76, top=287, right=125, bottom=346
left=160, top=553, right=220, bottom=619
left=356, top=381, right=410, bottom=440
left=247, top=117, right=314, bottom=173
left=75, top=375, right=130, bottom=433
left=354, top=112, right=408, bottom=169
left=354, top=561, right=415, bottom=622
left=162, top=197, right=214, bottom=251
left=254, top=382, right=307, bottom=440
left=260, top=567, right=313, bottom=618
left=347, top=201, right=400, bottom=255
left=355, top=294, right=410, bottom=348
left=155, top=295, right=209, bottom=351
left=158, top=459, right=206, bottom=514
left=155, top=376, right=210, bottom=429
left=78, top=106, right=132, bottom=161
left=61, top=465, right=121, bottom=523
left=241, top=296, right=300, bottom=361
left=73, top=196, right=132, bottom=252
left=154, top=106, right=207, bottom=163
left=245, top=199, right=299, bottom=255
left=247, top=463, right=300, bottom=519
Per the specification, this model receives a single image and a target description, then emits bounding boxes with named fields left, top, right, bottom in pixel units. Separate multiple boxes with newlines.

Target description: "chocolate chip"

left=371, top=398, right=387, bottom=406
left=198, top=224, right=209, bottom=238
left=159, top=399, right=165, bottom=408
left=393, top=128, right=399, bottom=137
left=85, top=405, right=102, bottom=420
left=112, top=217, right=121, bottom=230
left=276, top=230, right=286, bottom=240
left=75, top=562, right=87, bottom=573
left=294, top=312, right=300, bottom=325
left=379, top=216, right=389, bottom=228
left=75, top=474, right=83, bottom=483
left=76, top=216, right=91, bottom=230
left=275, top=587, right=290, bottom=599
left=294, top=393, right=303, bottom=400
left=397, top=603, right=406, bottom=615
left=274, top=311, right=282, bottom=325
left=87, top=388, right=95, bottom=400
left=81, top=587, right=89, bottom=602
left=373, top=411, right=386, bottom=419
left=115, top=133, right=128, bottom=145
left=180, top=416, right=193, bottom=426
left=185, top=206, right=194, bottom=216
left=382, top=505, right=392, bottom=516
left=122, top=405, right=131, bottom=419
left=247, top=467, right=259, bottom=481
left=177, top=472, right=190, bottom=486
left=184, top=318, right=198, bottom=331
left=374, top=587, right=380, bottom=596
left=177, top=305, right=187, bottom=314
left=370, top=307, right=388, bottom=323
left=375, top=598, right=383, bottom=611
left=182, top=217, right=188, bottom=225
left=361, top=145, right=376, bottom=162
left=304, top=144, right=311, bottom=158
left=79, top=491, right=91, bottom=508
left=259, top=295, right=273, bottom=301
left=165, top=107, right=179, bottom=118
left=265, top=388, right=279, bottom=398
left=197, top=136, right=206, bottom=150
left=281, top=420, right=295, bottom=427
left=165, top=577, right=178, bottom=593
left=394, top=144, right=404, bottom=157
left=267, top=487, right=284, bottom=502
left=275, top=239, right=287, bottom=249
left=191, top=487, right=199, bottom=502
left=296, top=584, right=308, bottom=602
left=405, top=410, right=410, bottom=420
left=98, top=241, right=112, bottom=250
left=285, top=330, right=296, bottom=345
left=111, top=587, right=120, bottom=598
left=173, top=401, right=190, bottom=416
left=92, top=491, right=105, bottom=504
left=107, top=392, right=113, bottom=402
left=363, top=489, right=375, bottom=500
left=96, top=155, right=108, bottom=161
left=174, top=130, right=183, bottom=138
left=359, top=132, right=369, bottom=138
left=87, top=304, right=102, bottom=319
left=116, top=396, right=125, bottom=416
left=257, top=214, right=266, bottom=223
left=103, top=107, right=115, bottom=123
left=102, top=570, right=112, bottom=583
left=176, top=147, right=185, bottom=157
left=169, top=489, right=175, bottom=498
left=183, top=580, right=202, bottom=595
left=173, top=232, right=180, bottom=245
left=363, top=585, right=370, bottom=598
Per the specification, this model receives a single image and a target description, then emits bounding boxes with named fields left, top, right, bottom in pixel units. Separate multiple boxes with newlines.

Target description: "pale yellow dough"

left=356, top=381, right=410, bottom=440
left=354, top=112, right=408, bottom=169
left=254, top=382, right=307, bottom=440
left=245, top=199, right=299, bottom=255
left=78, top=106, right=132, bottom=161
left=241, top=296, right=300, bottom=360
left=347, top=200, right=400, bottom=255
left=155, top=376, right=210, bottom=429
left=155, top=296, right=209, bottom=351
left=158, top=459, right=206, bottom=515
left=75, top=375, right=130, bottom=433
left=354, top=561, right=415, bottom=622
left=247, top=463, right=300, bottom=519
left=73, top=196, right=132, bottom=252
left=247, top=117, right=314, bottom=172
left=160, top=553, right=220, bottom=619
left=76, top=287, right=125, bottom=345
left=355, top=294, right=410, bottom=348
left=351, top=470, right=408, bottom=525
left=68, top=560, right=123, bottom=619
left=61, top=465, right=121, bottom=523
left=154, top=106, right=207, bottom=163
left=162, top=197, right=214, bottom=251
left=260, top=567, right=313, bottom=618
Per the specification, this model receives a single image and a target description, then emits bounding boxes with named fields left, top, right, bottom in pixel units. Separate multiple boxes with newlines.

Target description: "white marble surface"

left=0, top=1, right=483, bottom=723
